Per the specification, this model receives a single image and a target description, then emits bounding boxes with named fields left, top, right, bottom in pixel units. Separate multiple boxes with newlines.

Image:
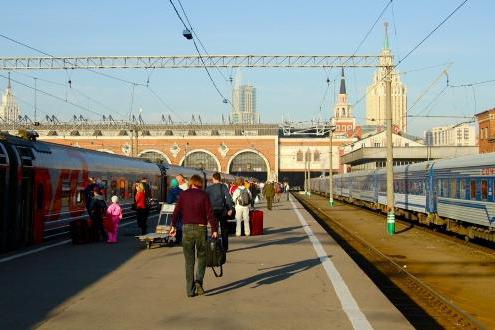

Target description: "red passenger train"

left=0, top=133, right=236, bottom=253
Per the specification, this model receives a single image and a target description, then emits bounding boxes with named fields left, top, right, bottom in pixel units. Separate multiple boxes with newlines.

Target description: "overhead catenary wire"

left=9, top=70, right=128, bottom=118
left=168, top=0, right=232, bottom=106
left=176, top=0, right=229, bottom=83
left=0, top=74, right=108, bottom=118
left=353, top=0, right=470, bottom=111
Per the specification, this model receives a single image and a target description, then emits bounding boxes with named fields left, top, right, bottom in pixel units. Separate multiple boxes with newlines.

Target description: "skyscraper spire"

left=7, top=72, right=11, bottom=89
left=384, top=22, right=390, bottom=50
left=339, top=68, right=346, bottom=95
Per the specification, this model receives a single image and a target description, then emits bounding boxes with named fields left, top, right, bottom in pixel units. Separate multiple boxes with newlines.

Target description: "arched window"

left=230, top=152, right=267, bottom=173
left=139, top=151, right=169, bottom=164
left=182, top=151, right=218, bottom=171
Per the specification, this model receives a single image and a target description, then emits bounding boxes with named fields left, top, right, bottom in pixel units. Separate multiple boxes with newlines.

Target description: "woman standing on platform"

left=135, top=182, right=148, bottom=235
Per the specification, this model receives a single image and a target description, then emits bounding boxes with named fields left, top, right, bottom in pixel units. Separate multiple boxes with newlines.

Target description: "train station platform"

left=0, top=196, right=411, bottom=330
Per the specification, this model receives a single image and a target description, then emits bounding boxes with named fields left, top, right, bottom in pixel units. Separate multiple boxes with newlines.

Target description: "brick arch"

left=179, top=149, right=221, bottom=171
left=138, top=149, right=171, bottom=164
left=227, top=149, right=271, bottom=179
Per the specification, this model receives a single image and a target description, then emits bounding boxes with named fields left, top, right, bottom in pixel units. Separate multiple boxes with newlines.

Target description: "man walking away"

left=206, top=173, right=234, bottom=251
left=249, top=182, right=259, bottom=209
left=170, top=175, right=218, bottom=297
left=263, top=181, right=275, bottom=211
left=232, top=178, right=252, bottom=236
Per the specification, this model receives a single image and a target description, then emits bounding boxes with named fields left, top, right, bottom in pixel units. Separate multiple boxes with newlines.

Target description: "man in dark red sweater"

left=170, top=175, right=218, bottom=297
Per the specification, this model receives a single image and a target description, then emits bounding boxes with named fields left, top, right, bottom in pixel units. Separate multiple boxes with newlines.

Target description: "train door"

left=0, top=143, right=10, bottom=253
left=15, top=146, right=35, bottom=248
left=425, top=164, right=435, bottom=213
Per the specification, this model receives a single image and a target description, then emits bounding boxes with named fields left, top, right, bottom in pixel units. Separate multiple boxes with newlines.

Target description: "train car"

left=431, top=154, right=495, bottom=239
left=0, top=133, right=165, bottom=253
left=310, top=153, right=495, bottom=242
left=0, top=133, right=254, bottom=253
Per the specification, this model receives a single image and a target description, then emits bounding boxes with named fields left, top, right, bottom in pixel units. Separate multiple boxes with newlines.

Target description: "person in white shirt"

left=176, top=174, right=189, bottom=191
left=232, top=178, right=252, bottom=237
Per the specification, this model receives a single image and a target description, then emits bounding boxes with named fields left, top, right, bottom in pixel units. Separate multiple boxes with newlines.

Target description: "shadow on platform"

left=206, top=258, right=323, bottom=296
left=0, top=225, right=145, bottom=330
left=228, top=235, right=309, bottom=253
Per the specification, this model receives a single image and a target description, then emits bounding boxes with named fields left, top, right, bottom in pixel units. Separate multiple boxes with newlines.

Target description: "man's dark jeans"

left=214, top=210, right=229, bottom=251
left=182, top=224, right=207, bottom=296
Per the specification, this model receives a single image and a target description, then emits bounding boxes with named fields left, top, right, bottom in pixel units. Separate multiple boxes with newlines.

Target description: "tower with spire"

left=366, top=22, right=408, bottom=132
left=332, top=68, right=356, bottom=135
left=0, top=73, right=21, bottom=123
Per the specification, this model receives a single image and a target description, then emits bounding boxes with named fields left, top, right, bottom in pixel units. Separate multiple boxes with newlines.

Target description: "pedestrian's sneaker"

left=195, top=281, right=205, bottom=296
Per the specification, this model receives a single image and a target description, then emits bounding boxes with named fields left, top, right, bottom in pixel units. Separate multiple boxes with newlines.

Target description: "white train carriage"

left=432, top=154, right=495, bottom=229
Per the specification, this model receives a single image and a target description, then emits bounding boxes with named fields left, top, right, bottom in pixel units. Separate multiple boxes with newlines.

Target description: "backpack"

left=274, top=183, right=282, bottom=193
left=238, top=189, right=251, bottom=206
left=206, top=238, right=226, bottom=277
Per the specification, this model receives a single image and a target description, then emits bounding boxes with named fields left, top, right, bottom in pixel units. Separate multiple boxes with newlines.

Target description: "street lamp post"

left=328, top=124, right=337, bottom=206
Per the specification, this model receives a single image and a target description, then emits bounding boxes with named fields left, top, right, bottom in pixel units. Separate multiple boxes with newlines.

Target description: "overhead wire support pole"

left=328, top=124, right=336, bottom=206
left=385, top=59, right=395, bottom=235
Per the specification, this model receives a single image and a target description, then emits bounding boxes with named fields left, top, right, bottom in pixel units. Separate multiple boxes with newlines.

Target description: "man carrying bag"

left=206, top=172, right=234, bottom=251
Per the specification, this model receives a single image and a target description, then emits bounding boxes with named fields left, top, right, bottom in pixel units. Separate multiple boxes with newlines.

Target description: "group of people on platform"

left=167, top=173, right=290, bottom=297
left=83, top=172, right=290, bottom=297
left=83, top=177, right=153, bottom=244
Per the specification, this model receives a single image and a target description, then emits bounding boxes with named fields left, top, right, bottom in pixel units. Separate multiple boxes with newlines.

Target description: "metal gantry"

left=0, top=55, right=382, bottom=70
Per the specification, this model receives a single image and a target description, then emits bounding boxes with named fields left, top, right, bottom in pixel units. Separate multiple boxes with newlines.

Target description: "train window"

left=449, top=179, right=457, bottom=198
left=481, top=180, right=488, bottom=201
left=470, top=180, right=477, bottom=200
left=459, top=179, right=466, bottom=199
left=442, top=179, right=449, bottom=198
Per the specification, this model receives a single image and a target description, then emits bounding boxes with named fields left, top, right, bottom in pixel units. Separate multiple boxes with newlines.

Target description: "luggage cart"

left=136, top=203, right=176, bottom=249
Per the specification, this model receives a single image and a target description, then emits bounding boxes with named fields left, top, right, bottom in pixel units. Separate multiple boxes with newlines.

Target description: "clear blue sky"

left=1, top=0, right=493, bottom=136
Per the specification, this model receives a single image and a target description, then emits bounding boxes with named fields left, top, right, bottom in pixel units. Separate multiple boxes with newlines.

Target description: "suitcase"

left=70, top=219, right=93, bottom=244
left=249, top=210, right=264, bottom=235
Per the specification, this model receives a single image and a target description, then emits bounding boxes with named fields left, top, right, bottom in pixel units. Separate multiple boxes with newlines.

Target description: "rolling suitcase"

left=249, top=210, right=264, bottom=235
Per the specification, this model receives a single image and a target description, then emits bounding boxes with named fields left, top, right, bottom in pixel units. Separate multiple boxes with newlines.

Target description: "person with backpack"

left=90, top=187, right=108, bottom=242
left=206, top=172, right=234, bottom=251
left=232, top=177, right=252, bottom=237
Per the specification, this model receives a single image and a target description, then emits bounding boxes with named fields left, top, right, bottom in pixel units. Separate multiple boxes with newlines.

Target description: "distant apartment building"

left=425, top=123, right=476, bottom=147
left=475, top=108, right=495, bottom=153
left=231, top=85, right=260, bottom=125
left=0, top=77, right=21, bottom=123
left=366, top=24, right=407, bottom=133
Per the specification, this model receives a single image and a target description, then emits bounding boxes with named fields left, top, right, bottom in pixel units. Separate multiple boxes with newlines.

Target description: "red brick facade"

left=476, top=108, right=495, bottom=153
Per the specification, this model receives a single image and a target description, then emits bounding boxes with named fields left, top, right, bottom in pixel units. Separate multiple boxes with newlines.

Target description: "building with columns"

left=366, top=23, right=407, bottom=132
left=0, top=75, right=21, bottom=123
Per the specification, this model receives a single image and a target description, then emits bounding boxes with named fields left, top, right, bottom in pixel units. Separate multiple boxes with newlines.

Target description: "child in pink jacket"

left=106, top=196, right=123, bottom=243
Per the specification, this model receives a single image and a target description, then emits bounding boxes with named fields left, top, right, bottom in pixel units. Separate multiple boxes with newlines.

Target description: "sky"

left=1, top=0, right=494, bottom=137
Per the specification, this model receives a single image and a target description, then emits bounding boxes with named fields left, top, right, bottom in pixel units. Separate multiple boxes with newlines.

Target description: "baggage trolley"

left=136, top=203, right=176, bottom=249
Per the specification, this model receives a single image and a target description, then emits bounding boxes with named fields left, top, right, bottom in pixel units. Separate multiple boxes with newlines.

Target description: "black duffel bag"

left=206, top=238, right=226, bottom=277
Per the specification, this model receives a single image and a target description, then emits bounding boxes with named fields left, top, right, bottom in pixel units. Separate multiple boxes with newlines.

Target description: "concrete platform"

left=0, top=197, right=412, bottom=330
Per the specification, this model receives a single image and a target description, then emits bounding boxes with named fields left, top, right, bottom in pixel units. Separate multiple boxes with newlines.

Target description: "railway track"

left=294, top=193, right=488, bottom=330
